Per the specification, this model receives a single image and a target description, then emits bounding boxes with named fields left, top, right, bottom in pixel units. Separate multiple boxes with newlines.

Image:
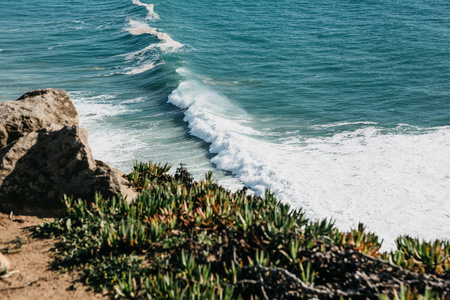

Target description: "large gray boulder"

left=0, top=89, right=79, bottom=148
left=0, top=90, right=136, bottom=216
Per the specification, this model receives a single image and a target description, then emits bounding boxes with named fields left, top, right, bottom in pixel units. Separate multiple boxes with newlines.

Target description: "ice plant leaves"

left=33, top=161, right=450, bottom=299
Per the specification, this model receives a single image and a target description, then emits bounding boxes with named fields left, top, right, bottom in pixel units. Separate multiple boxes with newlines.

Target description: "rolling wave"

left=169, top=70, right=450, bottom=250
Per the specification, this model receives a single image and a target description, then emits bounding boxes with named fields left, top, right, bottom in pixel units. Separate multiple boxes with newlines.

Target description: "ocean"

left=1, top=0, right=449, bottom=250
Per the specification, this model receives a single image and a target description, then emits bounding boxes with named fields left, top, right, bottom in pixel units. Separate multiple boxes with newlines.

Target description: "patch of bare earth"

left=0, top=212, right=108, bottom=300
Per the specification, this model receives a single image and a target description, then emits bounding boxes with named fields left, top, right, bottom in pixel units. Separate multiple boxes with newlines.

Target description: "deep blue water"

left=1, top=0, right=449, bottom=248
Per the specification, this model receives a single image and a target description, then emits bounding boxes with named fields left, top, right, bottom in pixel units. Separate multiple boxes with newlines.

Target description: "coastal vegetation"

left=33, top=162, right=450, bottom=299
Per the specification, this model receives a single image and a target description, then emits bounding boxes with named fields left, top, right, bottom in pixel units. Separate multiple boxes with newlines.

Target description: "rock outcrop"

left=0, top=89, right=79, bottom=148
left=0, top=89, right=136, bottom=216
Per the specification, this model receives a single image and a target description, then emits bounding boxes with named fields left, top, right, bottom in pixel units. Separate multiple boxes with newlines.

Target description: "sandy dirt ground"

left=0, top=212, right=108, bottom=300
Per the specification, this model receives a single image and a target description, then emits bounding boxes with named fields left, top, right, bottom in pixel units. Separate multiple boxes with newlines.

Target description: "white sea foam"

left=70, top=93, right=132, bottom=125
left=69, top=92, right=145, bottom=170
left=120, top=97, right=145, bottom=104
left=85, top=127, right=148, bottom=171
left=131, top=0, right=160, bottom=21
left=125, top=19, right=183, bottom=53
left=169, top=76, right=450, bottom=251
left=123, top=18, right=181, bottom=75
left=72, top=90, right=247, bottom=182
left=124, top=61, right=159, bottom=74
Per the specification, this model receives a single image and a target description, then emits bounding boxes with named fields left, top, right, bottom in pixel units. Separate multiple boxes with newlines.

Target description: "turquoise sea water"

left=1, top=0, right=449, bottom=249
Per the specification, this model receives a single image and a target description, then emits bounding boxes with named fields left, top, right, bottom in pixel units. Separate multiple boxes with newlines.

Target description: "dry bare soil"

left=0, top=212, right=106, bottom=300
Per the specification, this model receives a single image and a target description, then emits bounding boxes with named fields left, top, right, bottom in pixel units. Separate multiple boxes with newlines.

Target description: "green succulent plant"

left=33, top=161, right=450, bottom=299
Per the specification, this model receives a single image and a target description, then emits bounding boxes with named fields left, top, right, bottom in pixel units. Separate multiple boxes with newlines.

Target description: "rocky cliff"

left=0, top=89, right=136, bottom=216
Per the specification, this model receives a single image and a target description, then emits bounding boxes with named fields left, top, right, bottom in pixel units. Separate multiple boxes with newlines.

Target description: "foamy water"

left=126, top=19, right=183, bottom=53
left=131, top=0, right=159, bottom=20
left=169, top=75, right=450, bottom=250
left=124, top=61, right=159, bottom=75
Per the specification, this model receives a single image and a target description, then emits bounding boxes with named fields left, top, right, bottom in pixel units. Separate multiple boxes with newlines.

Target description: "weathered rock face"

left=0, top=89, right=136, bottom=216
left=0, top=89, right=79, bottom=148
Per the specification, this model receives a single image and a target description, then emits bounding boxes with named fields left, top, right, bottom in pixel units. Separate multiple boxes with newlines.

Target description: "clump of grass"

left=34, top=161, right=450, bottom=299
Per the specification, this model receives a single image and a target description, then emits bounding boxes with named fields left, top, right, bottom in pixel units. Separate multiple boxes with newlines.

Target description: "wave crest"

left=126, top=19, right=183, bottom=53
left=131, top=0, right=160, bottom=21
left=168, top=73, right=450, bottom=250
